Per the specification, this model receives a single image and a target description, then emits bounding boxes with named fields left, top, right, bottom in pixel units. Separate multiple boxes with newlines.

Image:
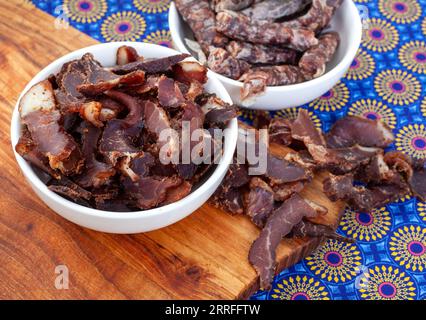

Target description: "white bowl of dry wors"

left=11, top=42, right=238, bottom=234
left=169, top=0, right=362, bottom=110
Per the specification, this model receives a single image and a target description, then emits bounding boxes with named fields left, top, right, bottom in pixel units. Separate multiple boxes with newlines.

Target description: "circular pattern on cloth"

left=395, top=124, right=426, bottom=160
left=357, top=264, right=417, bottom=300
left=101, top=11, right=146, bottom=42
left=362, top=18, right=399, bottom=52
left=133, top=0, right=171, bottom=13
left=308, top=82, right=349, bottom=112
left=418, top=202, right=426, bottom=223
left=340, top=207, right=392, bottom=242
left=305, top=239, right=363, bottom=283
left=378, top=0, right=421, bottom=24
left=388, top=224, right=426, bottom=272
left=399, top=41, right=426, bottom=74
left=274, top=107, right=322, bottom=129
left=374, top=69, right=421, bottom=106
left=345, top=49, right=376, bottom=81
left=269, top=274, right=330, bottom=300
left=63, top=0, right=107, bottom=23
left=143, top=30, right=172, bottom=47
left=348, top=99, right=397, bottom=129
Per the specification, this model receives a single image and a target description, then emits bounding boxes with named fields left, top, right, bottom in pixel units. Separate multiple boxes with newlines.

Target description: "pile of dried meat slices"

left=211, top=109, right=426, bottom=290
left=175, top=0, right=342, bottom=103
left=16, top=46, right=237, bottom=212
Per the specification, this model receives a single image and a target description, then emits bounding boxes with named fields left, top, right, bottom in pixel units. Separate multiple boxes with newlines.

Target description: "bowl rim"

left=10, top=41, right=238, bottom=221
left=168, top=0, right=363, bottom=92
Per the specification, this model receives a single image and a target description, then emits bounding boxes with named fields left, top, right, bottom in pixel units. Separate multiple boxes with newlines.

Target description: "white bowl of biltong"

left=169, top=0, right=362, bottom=110
left=11, top=42, right=238, bottom=234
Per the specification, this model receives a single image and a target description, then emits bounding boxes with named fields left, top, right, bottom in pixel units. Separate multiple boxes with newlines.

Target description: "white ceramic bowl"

left=169, top=0, right=362, bottom=110
left=11, top=42, right=238, bottom=234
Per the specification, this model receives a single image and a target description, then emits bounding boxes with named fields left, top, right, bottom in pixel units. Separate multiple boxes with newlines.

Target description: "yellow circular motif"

left=309, top=82, right=350, bottom=112
left=143, top=30, right=172, bottom=48
left=395, top=124, right=426, bottom=160
left=340, top=207, right=392, bottom=242
left=399, top=41, right=426, bottom=74
left=64, top=0, right=107, bottom=23
left=362, top=18, right=399, bottom=52
left=101, top=11, right=146, bottom=42
left=270, top=275, right=330, bottom=300
left=133, top=0, right=171, bottom=13
left=374, top=69, right=421, bottom=106
left=305, top=239, right=363, bottom=283
left=389, top=225, right=426, bottom=272
left=357, top=264, right=417, bottom=300
left=346, top=49, right=376, bottom=81
left=378, top=0, right=421, bottom=24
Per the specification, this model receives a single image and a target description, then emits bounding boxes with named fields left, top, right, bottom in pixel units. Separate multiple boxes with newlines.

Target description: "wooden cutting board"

left=0, top=1, right=344, bottom=299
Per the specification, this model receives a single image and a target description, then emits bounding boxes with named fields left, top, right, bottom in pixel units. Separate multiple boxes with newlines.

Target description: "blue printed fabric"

left=30, top=0, right=426, bottom=300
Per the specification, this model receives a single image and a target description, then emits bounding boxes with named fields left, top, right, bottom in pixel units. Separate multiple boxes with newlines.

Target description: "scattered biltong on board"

left=211, top=108, right=425, bottom=290
left=16, top=46, right=237, bottom=212
left=175, top=0, right=343, bottom=103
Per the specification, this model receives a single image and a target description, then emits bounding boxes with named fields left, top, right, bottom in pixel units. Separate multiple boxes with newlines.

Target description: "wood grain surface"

left=0, top=0, right=344, bottom=299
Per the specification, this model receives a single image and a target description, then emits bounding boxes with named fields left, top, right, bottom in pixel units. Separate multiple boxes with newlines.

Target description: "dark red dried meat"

left=211, top=186, right=245, bottom=214
left=226, top=41, right=297, bottom=65
left=281, top=0, right=343, bottom=33
left=313, top=145, right=382, bottom=175
left=143, top=100, right=180, bottom=162
left=23, top=109, right=84, bottom=176
left=199, top=94, right=237, bottom=126
left=409, top=167, right=426, bottom=202
left=323, top=173, right=410, bottom=212
left=291, top=109, right=326, bottom=147
left=98, top=97, right=125, bottom=122
left=291, top=220, right=355, bottom=243
left=299, top=32, right=340, bottom=79
left=273, top=181, right=306, bottom=202
left=214, top=0, right=254, bottom=11
left=266, top=154, right=311, bottom=185
left=216, top=10, right=318, bottom=51
left=207, top=47, right=250, bottom=80
left=249, top=193, right=326, bottom=290
left=175, top=0, right=228, bottom=53
left=240, top=65, right=306, bottom=104
left=77, top=70, right=145, bottom=96
left=224, top=163, right=250, bottom=189
left=163, top=180, right=193, bottom=205
left=116, top=45, right=140, bottom=66
left=269, top=118, right=293, bottom=146
left=76, top=123, right=116, bottom=188
left=245, top=178, right=275, bottom=228
left=123, top=175, right=183, bottom=209
left=111, top=53, right=190, bottom=75
left=15, top=127, right=60, bottom=179
left=326, top=115, right=394, bottom=149
left=48, top=176, right=92, bottom=203
left=172, top=61, right=208, bottom=84
left=157, top=75, right=185, bottom=108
